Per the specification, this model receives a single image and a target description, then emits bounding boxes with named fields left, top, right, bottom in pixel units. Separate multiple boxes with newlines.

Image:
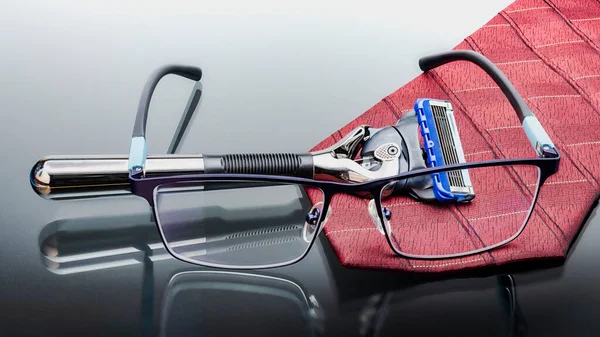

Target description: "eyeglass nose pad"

left=368, top=199, right=391, bottom=235
left=302, top=202, right=332, bottom=243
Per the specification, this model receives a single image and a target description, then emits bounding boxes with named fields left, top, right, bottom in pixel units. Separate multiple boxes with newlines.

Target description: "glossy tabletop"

left=4, top=1, right=600, bottom=336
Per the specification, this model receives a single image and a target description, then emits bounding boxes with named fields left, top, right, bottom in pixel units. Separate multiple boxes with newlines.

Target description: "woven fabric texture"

left=310, top=0, right=600, bottom=272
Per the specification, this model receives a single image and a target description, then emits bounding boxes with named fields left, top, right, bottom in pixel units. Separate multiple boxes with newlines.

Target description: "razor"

left=30, top=56, right=489, bottom=203
left=30, top=110, right=470, bottom=204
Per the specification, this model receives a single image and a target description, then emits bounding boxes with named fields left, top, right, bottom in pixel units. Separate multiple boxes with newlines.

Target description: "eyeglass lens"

left=154, top=181, right=326, bottom=268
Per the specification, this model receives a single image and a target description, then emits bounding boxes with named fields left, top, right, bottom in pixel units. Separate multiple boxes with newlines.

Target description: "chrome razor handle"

left=30, top=126, right=405, bottom=199
left=30, top=153, right=319, bottom=200
left=32, top=153, right=315, bottom=200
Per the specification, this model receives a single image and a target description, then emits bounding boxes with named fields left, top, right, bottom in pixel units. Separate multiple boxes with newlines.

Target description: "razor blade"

left=415, top=99, right=475, bottom=202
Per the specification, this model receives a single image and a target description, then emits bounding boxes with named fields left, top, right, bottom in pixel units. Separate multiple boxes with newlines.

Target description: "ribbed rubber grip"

left=203, top=153, right=314, bottom=178
left=222, top=154, right=300, bottom=174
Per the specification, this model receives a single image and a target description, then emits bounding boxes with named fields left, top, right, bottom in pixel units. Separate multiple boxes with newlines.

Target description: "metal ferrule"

left=522, top=116, right=559, bottom=158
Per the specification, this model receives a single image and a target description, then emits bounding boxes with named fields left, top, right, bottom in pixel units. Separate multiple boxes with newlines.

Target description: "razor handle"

left=203, top=153, right=314, bottom=178
left=30, top=126, right=396, bottom=200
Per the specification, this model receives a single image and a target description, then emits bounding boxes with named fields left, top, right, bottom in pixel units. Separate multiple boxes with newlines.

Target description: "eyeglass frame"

left=127, top=50, right=561, bottom=269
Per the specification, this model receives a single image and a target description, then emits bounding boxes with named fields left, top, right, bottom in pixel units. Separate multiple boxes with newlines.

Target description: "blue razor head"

left=414, top=98, right=475, bottom=203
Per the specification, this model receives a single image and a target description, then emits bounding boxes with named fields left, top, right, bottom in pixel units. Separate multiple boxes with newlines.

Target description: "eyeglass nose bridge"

left=302, top=202, right=332, bottom=243
left=368, top=199, right=391, bottom=235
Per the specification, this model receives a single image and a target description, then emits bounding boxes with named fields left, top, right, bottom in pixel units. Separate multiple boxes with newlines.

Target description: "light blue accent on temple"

left=523, top=116, right=555, bottom=156
left=128, top=136, right=147, bottom=170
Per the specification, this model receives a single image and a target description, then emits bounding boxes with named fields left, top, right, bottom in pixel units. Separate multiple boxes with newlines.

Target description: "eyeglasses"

left=127, top=51, right=560, bottom=269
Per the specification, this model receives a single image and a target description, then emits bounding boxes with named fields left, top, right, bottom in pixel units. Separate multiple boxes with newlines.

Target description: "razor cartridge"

left=415, top=99, right=474, bottom=202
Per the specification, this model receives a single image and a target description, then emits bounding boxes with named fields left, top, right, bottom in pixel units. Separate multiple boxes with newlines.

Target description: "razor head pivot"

left=312, top=125, right=403, bottom=183
left=360, top=126, right=404, bottom=172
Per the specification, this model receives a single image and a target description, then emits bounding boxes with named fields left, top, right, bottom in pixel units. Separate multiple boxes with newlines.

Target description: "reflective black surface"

left=2, top=1, right=600, bottom=336
left=2, top=187, right=600, bottom=336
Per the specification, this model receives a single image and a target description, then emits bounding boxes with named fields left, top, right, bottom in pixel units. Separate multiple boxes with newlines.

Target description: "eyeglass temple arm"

left=127, top=65, right=318, bottom=179
left=168, top=80, right=203, bottom=155
left=419, top=50, right=558, bottom=158
left=129, top=65, right=203, bottom=171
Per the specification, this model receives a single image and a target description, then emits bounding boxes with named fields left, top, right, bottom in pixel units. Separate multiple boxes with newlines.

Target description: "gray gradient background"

left=1, top=0, right=511, bottom=157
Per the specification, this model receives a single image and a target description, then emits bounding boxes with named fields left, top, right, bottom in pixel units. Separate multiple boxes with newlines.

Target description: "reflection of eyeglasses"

left=128, top=51, right=560, bottom=269
left=359, top=274, right=527, bottom=337
left=160, top=271, right=323, bottom=337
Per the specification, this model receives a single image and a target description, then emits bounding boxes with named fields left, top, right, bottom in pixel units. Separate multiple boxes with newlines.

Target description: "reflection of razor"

left=160, top=222, right=306, bottom=259
left=39, top=190, right=315, bottom=274
left=41, top=221, right=307, bottom=274
left=41, top=221, right=307, bottom=275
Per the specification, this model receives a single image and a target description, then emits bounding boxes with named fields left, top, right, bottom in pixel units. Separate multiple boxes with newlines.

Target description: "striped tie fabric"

left=310, top=0, right=600, bottom=272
